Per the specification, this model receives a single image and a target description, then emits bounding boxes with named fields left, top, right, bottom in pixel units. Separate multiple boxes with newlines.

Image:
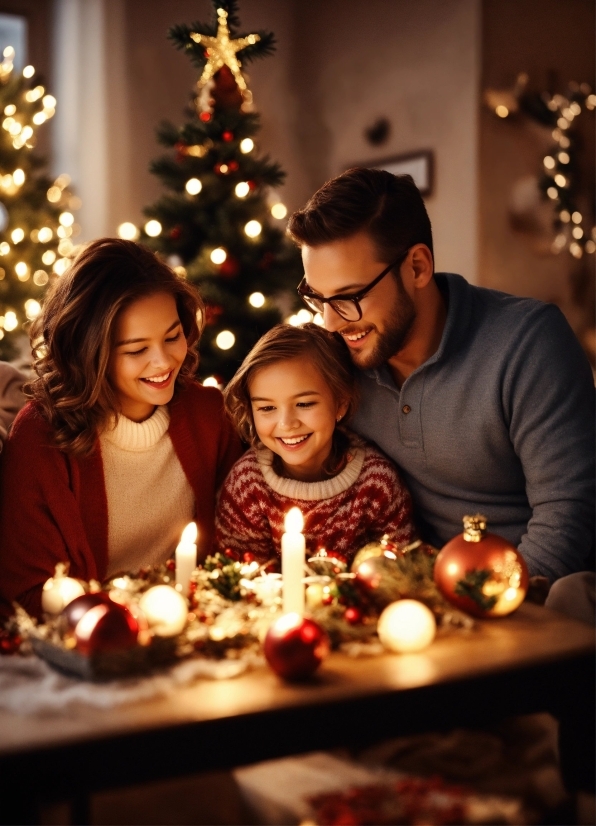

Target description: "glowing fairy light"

left=210, top=248, right=227, bottom=265
left=185, top=178, right=202, bottom=195
left=117, top=222, right=139, bottom=240
left=244, top=220, right=262, bottom=238
left=249, top=292, right=265, bottom=308
left=215, top=330, right=235, bottom=350
left=144, top=220, right=162, bottom=237
left=240, top=138, right=254, bottom=153
left=235, top=181, right=250, bottom=198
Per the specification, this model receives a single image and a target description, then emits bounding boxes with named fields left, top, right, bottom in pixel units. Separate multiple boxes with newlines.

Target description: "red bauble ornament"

left=227, top=160, right=239, bottom=172
left=200, top=112, right=212, bottom=122
left=59, top=593, right=139, bottom=655
left=59, top=592, right=113, bottom=634
left=344, top=606, right=362, bottom=625
left=74, top=600, right=139, bottom=656
left=243, top=552, right=256, bottom=563
left=222, top=131, right=234, bottom=142
left=264, top=614, right=329, bottom=681
left=218, top=256, right=239, bottom=278
left=434, top=515, right=529, bottom=618
left=169, top=226, right=181, bottom=240
left=224, top=547, right=240, bottom=560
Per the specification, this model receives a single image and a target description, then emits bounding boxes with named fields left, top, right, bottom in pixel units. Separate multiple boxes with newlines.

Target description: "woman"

left=0, top=238, right=242, bottom=618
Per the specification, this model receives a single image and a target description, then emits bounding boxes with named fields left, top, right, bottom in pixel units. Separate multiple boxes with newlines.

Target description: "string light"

left=495, top=105, right=509, bottom=118
left=239, top=138, right=254, bottom=153
left=547, top=187, right=558, bottom=199
left=15, top=262, right=29, bottom=280
left=10, top=228, right=24, bottom=244
left=38, top=227, right=52, bottom=243
left=244, top=220, right=262, bottom=238
left=47, top=186, right=61, bottom=203
left=22, top=65, right=35, bottom=78
left=53, top=258, right=70, bottom=276
left=0, top=243, right=9, bottom=255
left=42, top=250, right=56, bottom=265
left=235, top=181, right=250, bottom=198
left=33, top=270, right=48, bottom=286
left=543, top=156, right=555, bottom=169
left=117, top=222, right=139, bottom=240
left=215, top=330, right=235, bottom=350
left=572, top=212, right=582, bottom=223
left=144, top=220, right=162, bottom=237
left=59, top=211, right=74, bottom=227
left=210, top=247, right=227, bottom=264
left=249, top=292, right=265, bottom=308
left=3, top=311, right=18, bottom=331
left=572, top=227, right=584, bottom=239
left=12, top=168, right=25, bottom=186
left=203, top=376, right=219, bottom=387
left=271, top=203, right=287, bottom=219
left=313, top=313, right=324, bottom=326
left=185, top=178, right=202, bottom=195
left=24, top=299, right=41, bottom=319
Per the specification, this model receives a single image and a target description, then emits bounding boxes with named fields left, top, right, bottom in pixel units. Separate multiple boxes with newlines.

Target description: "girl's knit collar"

left=256, top=444, right=366, bottom=501
left=101, top=406, right=170, bottom=452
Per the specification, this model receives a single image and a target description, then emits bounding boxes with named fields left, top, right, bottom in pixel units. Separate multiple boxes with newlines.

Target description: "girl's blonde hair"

left=224, top=323, right=359, bottom=475
left=28, top=238, right=204, bottom=456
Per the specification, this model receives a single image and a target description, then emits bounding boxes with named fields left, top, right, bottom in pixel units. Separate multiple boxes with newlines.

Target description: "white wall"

left=51, top=0, right=481, bottom=280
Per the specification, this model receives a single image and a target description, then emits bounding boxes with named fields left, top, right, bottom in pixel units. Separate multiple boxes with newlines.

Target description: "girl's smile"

left=109, top=293, right=188, bottom=422
left=249, top=357, right=347, bottom=482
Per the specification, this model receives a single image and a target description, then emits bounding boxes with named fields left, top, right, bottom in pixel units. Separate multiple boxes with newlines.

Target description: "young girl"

left=216, top=323, right=414, bottom=563
left=0, top=238, right=242, bottom=618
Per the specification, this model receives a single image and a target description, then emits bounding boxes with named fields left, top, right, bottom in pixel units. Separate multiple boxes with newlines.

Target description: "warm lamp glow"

left=284, top=507, right=304, bottom=534
left=377, top=599, right=436, bottom=653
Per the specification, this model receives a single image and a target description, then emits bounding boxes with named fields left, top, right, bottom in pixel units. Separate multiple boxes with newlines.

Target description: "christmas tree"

left=136, top=1, right=303, bottom=383
left=0, top=47, right=80, bottom=360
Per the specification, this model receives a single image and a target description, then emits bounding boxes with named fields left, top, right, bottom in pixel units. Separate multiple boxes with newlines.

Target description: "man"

left=288, top=167, right=595, bottom=583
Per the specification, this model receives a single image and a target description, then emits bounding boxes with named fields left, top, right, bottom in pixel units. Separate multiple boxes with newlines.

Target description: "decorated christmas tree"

left=137, top=1, right=302, bottom=383
left=0, top=47, right=79, bottom=360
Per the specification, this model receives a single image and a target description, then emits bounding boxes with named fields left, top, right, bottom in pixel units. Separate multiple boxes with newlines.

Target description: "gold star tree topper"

left=191, top=7, right=260, bottom=96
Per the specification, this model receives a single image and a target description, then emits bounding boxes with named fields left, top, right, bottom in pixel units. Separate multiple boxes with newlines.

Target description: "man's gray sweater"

left=351, top=273, right=595, bottom=580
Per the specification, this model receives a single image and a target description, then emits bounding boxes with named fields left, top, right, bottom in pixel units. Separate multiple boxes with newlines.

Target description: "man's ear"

left=409, top=244, right=434, bottom=290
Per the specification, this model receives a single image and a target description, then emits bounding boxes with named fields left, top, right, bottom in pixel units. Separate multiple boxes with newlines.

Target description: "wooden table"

left=0, top=603, right=593, bottom=824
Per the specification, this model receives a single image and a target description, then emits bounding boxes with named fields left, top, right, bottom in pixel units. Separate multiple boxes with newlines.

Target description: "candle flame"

left=180, top=522, right=198, bottom=544
left=284, top=507, right=304, bottom=533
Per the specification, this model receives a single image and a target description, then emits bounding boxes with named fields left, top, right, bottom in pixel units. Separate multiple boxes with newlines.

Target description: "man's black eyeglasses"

left=297, top=253, right=407, bottom=322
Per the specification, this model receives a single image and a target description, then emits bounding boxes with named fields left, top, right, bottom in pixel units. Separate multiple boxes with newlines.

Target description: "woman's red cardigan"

left=0, top=381, right=243, bottom=618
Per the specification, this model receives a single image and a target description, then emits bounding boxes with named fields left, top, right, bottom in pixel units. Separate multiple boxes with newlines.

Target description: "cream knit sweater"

left=100, top=406, right=195, bottom=577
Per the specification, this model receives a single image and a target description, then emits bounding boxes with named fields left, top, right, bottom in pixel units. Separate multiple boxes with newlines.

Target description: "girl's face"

left=109, top=292, right=188, bottom=422
left=249, top=356, right=348, bottom=482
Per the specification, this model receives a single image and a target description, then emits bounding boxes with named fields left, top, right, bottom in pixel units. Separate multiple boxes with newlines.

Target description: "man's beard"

left=351, top=277, right=416, bottom=370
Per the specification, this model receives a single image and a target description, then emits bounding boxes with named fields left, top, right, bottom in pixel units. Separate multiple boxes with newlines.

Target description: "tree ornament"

left=138, top=585, right=188, bottom=637
left=222, top=130, right=234, bottom=142
left=169, top=226, right=182, bottom=240
left=377, top=599, right=436, bottom=653
left=307, top=548, right=347, bottom=576
left=264, top=613, right=329, bottom=680
left=434, top=515, right=529, bottom=618
left=199, top=111, right=212, bottom=122
left=41, top=563, right=86, bottom=615
left=58, top=594, right=139, bottom=656
left=344, top=606, right=362, bottom=625
left=190, top=7, right=260, bottom=105
left=353, top=553, right=404, bottom=610
left=218, top=256, right=239, bottom=278
left=58, top=592, right=113, bottom=635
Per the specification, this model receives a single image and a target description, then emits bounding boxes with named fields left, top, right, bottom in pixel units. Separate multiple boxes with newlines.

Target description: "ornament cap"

left=462, top=514, right=487, bottom=542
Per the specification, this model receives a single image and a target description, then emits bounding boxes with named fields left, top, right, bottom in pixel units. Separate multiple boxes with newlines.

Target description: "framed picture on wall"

left=360, top=150, right=434, bottom=196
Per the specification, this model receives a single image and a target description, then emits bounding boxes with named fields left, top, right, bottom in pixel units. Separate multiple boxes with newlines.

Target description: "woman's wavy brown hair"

left=224, top=323, right=359, bottom=477
left=28, top=238, right=204, bottom=456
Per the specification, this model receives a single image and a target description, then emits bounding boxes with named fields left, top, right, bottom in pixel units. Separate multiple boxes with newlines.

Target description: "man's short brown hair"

left=288, top=167, right=433, bottom=264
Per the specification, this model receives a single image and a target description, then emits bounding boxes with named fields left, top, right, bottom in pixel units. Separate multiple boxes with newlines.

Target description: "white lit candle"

left=175, top=522, right=197, bottom=597
left=138, top=585, right=188, bottom=636
left=377, top=599, right=436, bottom=653
left=41, top=565, right=85, bottom=615
left=281, top=507, right=305, bottom=616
